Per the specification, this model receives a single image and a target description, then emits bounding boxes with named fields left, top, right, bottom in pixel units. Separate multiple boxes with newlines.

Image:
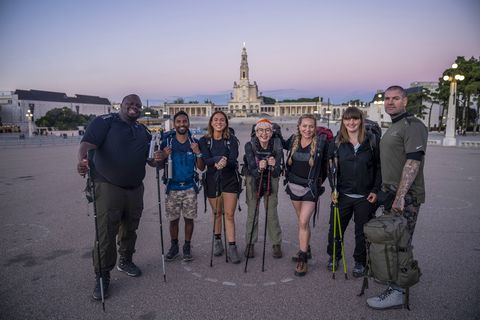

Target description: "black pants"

left=326, top=194, right=375, bottom=265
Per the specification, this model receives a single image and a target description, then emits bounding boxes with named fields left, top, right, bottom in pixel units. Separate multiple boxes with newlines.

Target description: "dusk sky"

left=1, top=0, right=479, bottom=104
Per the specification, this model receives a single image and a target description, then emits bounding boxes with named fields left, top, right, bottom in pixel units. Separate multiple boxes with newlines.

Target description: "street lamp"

left=325, top=110, right=332, bottom=128
left=443, top=63, right=465, bottom=146
left=25, top=109, right=33, bottom=137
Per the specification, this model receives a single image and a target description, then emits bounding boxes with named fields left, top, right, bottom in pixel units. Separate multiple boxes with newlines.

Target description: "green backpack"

left=360, top=214, right=421, bottom=308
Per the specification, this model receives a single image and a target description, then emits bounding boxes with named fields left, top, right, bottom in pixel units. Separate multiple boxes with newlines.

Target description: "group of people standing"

left=77, top=85, right=427, bottom=311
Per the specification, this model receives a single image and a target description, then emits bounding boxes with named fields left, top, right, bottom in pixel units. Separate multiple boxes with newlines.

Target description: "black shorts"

left=205, top=171, right=240, bottom=198
left=285, top=184, right=318, bottom=202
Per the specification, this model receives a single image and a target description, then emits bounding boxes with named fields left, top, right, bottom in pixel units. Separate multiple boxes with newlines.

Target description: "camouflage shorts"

left=165, top=188, right=198, bottom=221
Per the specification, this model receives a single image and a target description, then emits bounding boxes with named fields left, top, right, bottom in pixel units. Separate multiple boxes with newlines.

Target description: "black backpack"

left=243, top=122, right=285, bottom=176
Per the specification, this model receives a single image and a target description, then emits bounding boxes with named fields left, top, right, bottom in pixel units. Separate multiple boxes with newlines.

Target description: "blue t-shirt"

left=160, top=134, right=198, bottom=191
left=82, top=113, right=151, bottom=188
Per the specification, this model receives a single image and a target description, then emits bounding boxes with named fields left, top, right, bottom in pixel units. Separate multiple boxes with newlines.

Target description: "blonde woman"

left=199, top=111, right=241, bottom=263
left=284, top=114, right=329, bottom=276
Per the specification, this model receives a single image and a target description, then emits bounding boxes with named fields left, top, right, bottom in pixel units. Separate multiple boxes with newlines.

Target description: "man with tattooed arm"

left=366, top=85, right=428, bottom=310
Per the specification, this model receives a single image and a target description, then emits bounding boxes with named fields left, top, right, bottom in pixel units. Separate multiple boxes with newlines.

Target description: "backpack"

left=243, top=122, right=285, bottom=176
left=160, top=129, right=201, bottom=194
left=365, top=118, right=382, bottom=142
left=201, top=127, right=243, bottom=212
left=285, top=127, right=333, bottom=227
left=360, top=214, right=421, bottom=309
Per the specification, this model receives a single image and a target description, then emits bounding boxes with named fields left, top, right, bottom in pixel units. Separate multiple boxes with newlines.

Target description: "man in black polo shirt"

left=77, top=94, right=160, bottom=300
left=366, top=86, right=428, bottom=309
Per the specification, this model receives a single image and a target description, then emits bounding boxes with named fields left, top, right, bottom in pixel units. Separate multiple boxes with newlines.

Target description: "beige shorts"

left=165, top=188, right=198, bottom=221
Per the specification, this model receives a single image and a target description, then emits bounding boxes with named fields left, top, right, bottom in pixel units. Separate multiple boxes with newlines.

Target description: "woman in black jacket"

left=327, top=106, right=381, bottom=277
left=199, top=111, right=241, bottom=264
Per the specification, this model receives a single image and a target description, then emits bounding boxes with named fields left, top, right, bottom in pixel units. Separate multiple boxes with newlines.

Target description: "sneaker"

left=294, top=251, right=308, bottom=277
left=327, top=256, right=340, bottom=271
left=165, top=243, right=180, bottom=261
left=292, top=246, right=312, bottom=262
left=352, top=261, right=366, bottom=278
left=92, top=271, right=110, bottom=301
left=244, top=244, right=255, bottom=258
left=272, top=244, right=283, bottom=259
left=183, top=243, right=193, bottom=262
left=117, top=256, right=142, bottom=277
left=366, top=287, right=405, bottom=310
left=213, top=238, right=224, bottom=257
left=227, top=245, right=241, bottom=264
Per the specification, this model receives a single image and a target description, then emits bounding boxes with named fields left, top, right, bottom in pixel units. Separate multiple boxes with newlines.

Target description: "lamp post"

left=25, top=109, right=33, bottom=137
left=443, top=63, right=465, bottom=146
left=325, top=110, right=332, bottom=128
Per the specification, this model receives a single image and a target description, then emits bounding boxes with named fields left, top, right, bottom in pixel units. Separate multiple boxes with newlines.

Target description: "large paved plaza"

left=1, top=122, right=479, bottom=320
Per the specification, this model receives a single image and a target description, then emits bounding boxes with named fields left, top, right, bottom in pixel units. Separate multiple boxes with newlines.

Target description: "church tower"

left=240, top=46, right=249, bottom=81
left=228, top=45, right=262, bottom=117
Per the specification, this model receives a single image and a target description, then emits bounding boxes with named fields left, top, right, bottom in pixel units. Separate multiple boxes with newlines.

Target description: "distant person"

left=199, top=111, right=242, bottom=263
left=77, top=94, right=161, bottom=301
left=243, top=119, right=283, bottom=259
left=326, top=107, right=381, bottom=277
left=284, top=114, right=329, bottom=276
left=366, top=85, right=427, bottom=309
left=158, top=111, right=205, bottom=262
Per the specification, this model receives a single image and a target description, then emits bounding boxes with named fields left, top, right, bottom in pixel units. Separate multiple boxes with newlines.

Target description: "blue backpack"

left=161, top=129, right=201, bottom=194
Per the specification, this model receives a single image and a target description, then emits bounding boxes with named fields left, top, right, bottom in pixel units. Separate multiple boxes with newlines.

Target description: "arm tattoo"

left=396, top=159, right=421, bottom=199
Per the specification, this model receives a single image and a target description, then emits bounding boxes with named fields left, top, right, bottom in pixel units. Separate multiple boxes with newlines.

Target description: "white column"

left=443, top=81, right=457, bottom=146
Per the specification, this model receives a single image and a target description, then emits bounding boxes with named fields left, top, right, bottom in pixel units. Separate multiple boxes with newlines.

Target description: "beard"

left=176, top=126, right=188, bottom=135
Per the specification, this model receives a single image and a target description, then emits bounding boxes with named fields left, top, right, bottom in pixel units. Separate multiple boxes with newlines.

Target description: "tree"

left=439, top=56, right=480, bottom=133
left=173, top=98, right=185, bottom=104
left=406, top=89, right=428, bottom=119
left=422, top=87, right=440, bottom=131
left=35, top=107, right=91, bottom=130
left=141, top=107, right=159, bottom=118
left=261, top=96, right=276, bottom=104
left=280, top=97, right=320, bottom=103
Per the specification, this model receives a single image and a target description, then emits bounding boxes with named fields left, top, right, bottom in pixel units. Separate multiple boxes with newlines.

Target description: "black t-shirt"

left=199, top=136, right=239, bottom=180
left=82, top=113, right=151, bottom=188
left=289, top=144, right=313, bottom=179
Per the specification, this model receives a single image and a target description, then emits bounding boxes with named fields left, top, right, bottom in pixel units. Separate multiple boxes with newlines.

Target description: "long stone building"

left=0, top=89, right=111, bottom=131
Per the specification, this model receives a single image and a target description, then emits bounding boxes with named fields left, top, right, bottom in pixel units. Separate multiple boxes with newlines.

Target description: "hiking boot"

left=165, top=243, right=180, bottom=261
left=92, top=271, right=110, bottom=301
left=183, top=243, right=193, bottom=262
left=272, top=244, right=283, bottom=259
left=294, top=251, right=308, bottom=277
left=244, top=244, right=255, bottom=258
left=117, top=256, right=142, bottom=277
left=327, top=256, right=341, bottom=271
left=213, top=238, right=224, bottom=257
left=292, top=246, right=312, bottom=262
left=227, top=245, right=241, bottom=264
left=352, top=261, right=366, bottom=278
left=367, top=287, right=405, bottom=310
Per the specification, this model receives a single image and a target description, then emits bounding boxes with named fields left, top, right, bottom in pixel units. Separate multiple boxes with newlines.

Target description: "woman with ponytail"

left=284, top=114, right=329, bottom=276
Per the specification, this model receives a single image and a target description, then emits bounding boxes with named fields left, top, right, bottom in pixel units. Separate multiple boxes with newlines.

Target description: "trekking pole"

left=336, top=204, right=348, bottom=279
left=244, top=169, right=264, bottom=273
left=150, top=134, right=166, bottom=282
left=156, top=164, right=167, bottom=282
left=330, top=158, right=338, bottom=279
left=88, top=162, right=106, bottom=312
left=261, top=167, right=272, bottom=272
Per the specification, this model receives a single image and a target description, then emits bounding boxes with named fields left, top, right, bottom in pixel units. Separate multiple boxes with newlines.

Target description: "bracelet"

left=195, top=153, right=203, bottom=158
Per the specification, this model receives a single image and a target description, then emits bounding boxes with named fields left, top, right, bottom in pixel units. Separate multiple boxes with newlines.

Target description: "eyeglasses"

left=256, top=128, right=272, bottom=134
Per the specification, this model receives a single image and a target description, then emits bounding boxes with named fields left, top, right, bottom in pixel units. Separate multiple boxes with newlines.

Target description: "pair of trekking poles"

left=244, top=165, right=272, bottom=273
left=330, top=157, right=348, bottom=280
left=88, top=136, right=168, bottom=311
